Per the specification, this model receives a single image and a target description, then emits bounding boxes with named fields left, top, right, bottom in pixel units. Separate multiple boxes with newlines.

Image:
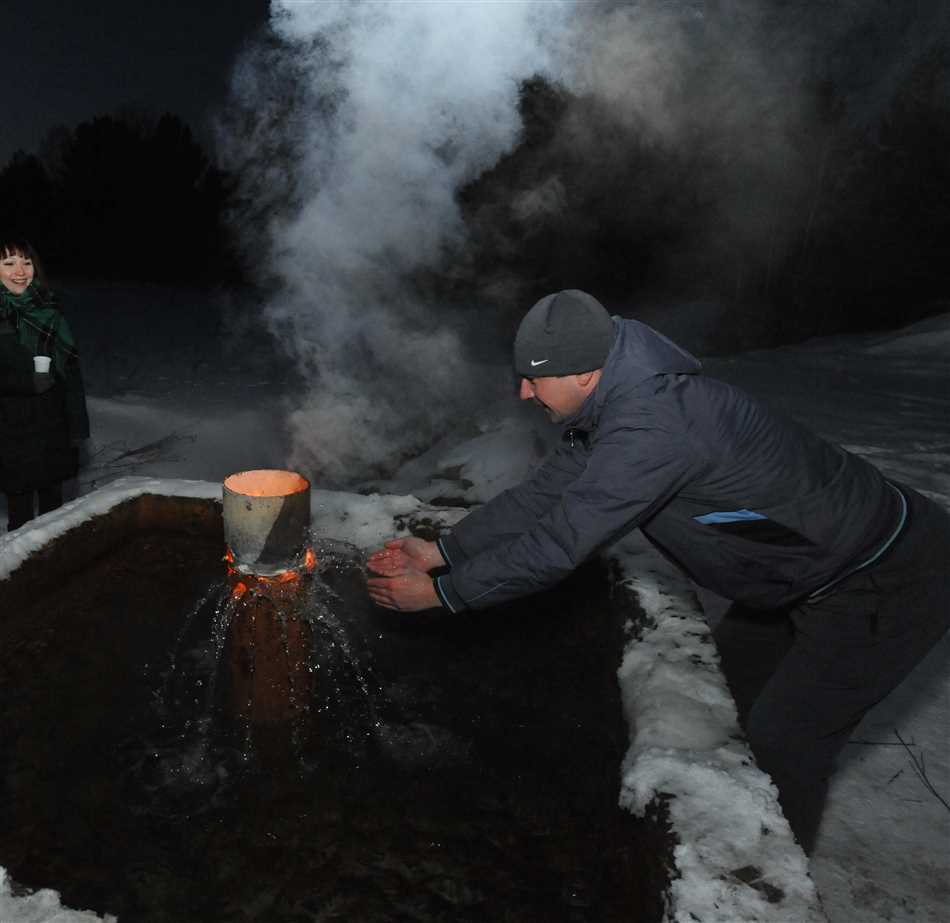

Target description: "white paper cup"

left=33, top=356, right=52, bottom=373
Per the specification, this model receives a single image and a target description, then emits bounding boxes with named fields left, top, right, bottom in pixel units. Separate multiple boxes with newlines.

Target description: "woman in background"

left=0, top=236, right=89, bottom=531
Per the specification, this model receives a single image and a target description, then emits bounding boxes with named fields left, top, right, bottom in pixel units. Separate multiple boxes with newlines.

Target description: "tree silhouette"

left=1, top=111, right=233, bottom=283
left=0, top=152, right=55, bottom=249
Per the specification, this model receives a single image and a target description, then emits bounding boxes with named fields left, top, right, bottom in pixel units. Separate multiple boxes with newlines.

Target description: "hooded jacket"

left=434, top=317, right=902, bottom=611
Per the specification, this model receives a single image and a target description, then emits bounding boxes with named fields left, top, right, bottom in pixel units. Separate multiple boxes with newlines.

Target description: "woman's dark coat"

left=0, top=313, right=89, bottom=493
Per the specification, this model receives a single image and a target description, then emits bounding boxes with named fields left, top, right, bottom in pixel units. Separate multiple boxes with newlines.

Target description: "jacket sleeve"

left=437, top=439, right=587, bottom=567
left=435, top=410, right=696, bottom=612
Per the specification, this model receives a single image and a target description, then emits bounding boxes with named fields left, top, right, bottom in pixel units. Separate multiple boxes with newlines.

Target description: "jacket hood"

left=566, top=317, right=702, bottom=430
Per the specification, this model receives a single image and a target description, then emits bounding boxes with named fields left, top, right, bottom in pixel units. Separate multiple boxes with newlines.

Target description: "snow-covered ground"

left=1, top=302, right=948, bottom=922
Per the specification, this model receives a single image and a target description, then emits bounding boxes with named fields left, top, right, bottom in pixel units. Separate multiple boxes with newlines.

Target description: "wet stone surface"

left=0, top=529, right=671, bottom=922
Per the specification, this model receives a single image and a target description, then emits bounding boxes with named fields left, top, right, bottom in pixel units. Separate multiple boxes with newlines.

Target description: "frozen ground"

left=1, top=290, right=948, bottom=921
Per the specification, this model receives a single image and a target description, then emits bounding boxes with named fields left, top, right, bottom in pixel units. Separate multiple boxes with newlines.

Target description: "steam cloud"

left=219, top=0, right=949, bottom=486
left=219, top=0, right=576, bottom=486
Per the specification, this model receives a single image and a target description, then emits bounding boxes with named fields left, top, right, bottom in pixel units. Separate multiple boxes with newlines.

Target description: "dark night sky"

left=4, top=0, right=270, bottom=165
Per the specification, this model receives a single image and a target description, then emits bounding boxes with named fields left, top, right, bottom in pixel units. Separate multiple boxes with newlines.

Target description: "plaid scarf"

left=0, top=282, right=79, bottom=377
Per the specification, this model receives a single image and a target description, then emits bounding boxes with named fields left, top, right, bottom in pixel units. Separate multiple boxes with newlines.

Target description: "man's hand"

left=366, top=537, right=446, bottom=612
left=367, top=569, right=440, bottom=612
left=366, top=537, right=444, bottom=576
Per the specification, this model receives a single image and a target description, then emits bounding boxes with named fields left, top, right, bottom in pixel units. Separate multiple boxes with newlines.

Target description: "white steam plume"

left=222, top=0, right=577, bottom=486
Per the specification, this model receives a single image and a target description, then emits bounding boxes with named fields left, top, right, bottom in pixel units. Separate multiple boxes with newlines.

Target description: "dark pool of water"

left=0, top=530, right=671, bottom=922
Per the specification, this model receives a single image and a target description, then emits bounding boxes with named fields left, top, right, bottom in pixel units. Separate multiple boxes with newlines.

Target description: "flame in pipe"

left=223, top=469, right=309, bottom=498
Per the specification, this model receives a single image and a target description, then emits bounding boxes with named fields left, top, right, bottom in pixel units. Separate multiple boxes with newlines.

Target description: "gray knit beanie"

left=513, top=289, right=616, bottom=377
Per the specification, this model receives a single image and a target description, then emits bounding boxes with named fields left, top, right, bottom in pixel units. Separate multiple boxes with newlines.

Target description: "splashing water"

left=124, top=539, right=381, bottom=814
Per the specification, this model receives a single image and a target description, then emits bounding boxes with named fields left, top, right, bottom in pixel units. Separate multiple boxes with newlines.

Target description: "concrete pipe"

left=223, top=469, right=311, bottom=576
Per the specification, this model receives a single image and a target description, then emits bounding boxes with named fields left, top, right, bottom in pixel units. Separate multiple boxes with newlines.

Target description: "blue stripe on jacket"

left=694, top=509, right=768, bottom=524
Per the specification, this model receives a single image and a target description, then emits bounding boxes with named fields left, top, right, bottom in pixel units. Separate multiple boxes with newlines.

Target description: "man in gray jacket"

left=367, top=289, right=950, bottom=853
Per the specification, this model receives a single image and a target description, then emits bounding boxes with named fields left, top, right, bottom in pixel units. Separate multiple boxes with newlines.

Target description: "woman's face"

left=0, top=250, right=35, bottom=295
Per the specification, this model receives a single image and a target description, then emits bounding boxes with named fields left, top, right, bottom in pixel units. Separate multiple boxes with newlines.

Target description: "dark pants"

left=713, top=487, right=950, bottom=854
left=4, top=484, right=64, bottom=531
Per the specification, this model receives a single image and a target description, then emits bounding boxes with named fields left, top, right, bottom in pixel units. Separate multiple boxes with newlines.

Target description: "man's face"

left=519, top=374, right=590, bottom=422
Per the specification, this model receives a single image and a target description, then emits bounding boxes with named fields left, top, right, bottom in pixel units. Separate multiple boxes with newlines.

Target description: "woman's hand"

left=366, top=537, right=444, bottom=576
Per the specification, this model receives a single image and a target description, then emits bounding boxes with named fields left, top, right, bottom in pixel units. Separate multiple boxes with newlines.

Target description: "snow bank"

left=610, top=531, right=826, bottom=923
left=0, top=869, right=116, bottom=923
left=0, top=477, right=219, bottom=582
left=858, top=312, right=950, bottom=357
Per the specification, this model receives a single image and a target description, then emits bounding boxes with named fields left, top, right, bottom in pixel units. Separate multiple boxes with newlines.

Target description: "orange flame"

left=224, top=546, right=315, bottom=581
left=224, top=545, right=316, bottom=600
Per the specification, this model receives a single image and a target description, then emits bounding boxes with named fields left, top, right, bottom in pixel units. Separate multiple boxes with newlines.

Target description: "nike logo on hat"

left=530, top=359, right=549, bottom=367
